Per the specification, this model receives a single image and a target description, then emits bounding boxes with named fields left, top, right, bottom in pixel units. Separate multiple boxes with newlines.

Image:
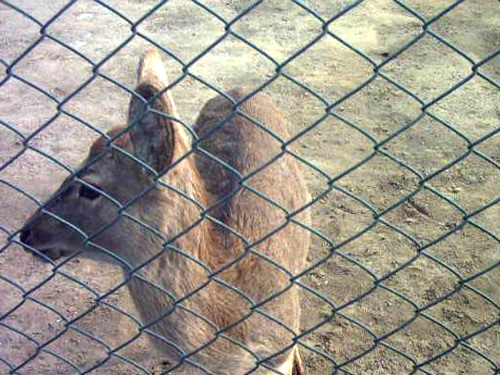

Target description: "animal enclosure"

left=0, top=0, right=499, bottom=374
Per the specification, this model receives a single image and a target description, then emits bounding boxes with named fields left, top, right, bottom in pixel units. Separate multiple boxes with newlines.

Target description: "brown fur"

left=21, top=49, right=311, bottom=375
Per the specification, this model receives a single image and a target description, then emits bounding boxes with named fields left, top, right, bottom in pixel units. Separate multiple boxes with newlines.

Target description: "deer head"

left=20, top=50, right=195, bottom=268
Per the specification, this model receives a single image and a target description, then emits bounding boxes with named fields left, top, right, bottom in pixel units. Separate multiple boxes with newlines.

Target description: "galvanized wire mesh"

left=0, top=0, right=499, bottom=374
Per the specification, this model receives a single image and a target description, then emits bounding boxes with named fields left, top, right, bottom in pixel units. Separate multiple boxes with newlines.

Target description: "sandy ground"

left=0, top=0, right=499, bottom=374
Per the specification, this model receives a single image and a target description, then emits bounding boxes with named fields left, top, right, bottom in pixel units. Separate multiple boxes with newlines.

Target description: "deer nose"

left=20, top=227, right=33, bottom=246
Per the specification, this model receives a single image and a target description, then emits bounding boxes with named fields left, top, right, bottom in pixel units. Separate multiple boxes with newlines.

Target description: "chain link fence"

left=0, top=0, right=499, bottom=374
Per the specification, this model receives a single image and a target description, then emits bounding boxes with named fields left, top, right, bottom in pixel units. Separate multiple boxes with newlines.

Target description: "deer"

left=20, top=49, right=311, bottom=375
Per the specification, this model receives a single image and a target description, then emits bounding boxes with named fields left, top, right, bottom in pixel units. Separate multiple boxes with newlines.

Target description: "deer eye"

left=79, top=184, right=101, bottom=200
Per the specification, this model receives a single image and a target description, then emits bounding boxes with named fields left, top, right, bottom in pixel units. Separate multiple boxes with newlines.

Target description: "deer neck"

left=124, top=154, right=224, bottom=358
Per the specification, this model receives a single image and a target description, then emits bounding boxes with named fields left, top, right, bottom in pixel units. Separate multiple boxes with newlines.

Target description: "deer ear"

left=128, top=49, right=179, bottom=173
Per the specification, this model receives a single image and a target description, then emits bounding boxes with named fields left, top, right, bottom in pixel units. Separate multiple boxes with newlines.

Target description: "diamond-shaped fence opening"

left=0, top=1, right=498, bottom=375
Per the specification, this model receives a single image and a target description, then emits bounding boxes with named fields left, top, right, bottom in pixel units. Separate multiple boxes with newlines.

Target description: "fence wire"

left=0, top=0, right=499, bottom=374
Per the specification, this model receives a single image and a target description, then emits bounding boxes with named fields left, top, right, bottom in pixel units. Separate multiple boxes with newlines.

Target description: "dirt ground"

left=0, top=0, right=498, bottom=374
